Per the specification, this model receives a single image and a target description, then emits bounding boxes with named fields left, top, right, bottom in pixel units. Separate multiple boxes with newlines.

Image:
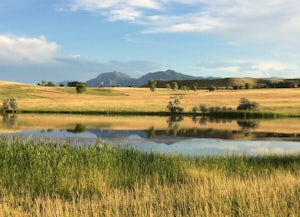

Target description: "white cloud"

left=109, top=8, right=141, bottom=21
left=0, top=35, right=162, bottom=83
left=67, top=0, right=300, bottom=48
left=0, top=35, right=59, bottom=64
left=196, top=60, right=299, bottom=78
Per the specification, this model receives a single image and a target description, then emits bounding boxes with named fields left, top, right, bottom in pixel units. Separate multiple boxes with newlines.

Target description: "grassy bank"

left=0, top=81, right=300, bottom=116
left=0, top=137, right=299, bottom=216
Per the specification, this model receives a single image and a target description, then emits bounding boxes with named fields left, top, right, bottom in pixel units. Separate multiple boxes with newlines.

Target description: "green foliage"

left=180, top=85, right=188, bottom=91
left=165, top=83, right=171, bottom=89
left=167, top=97, right=184, bottom=113
left=41, top=80, right=47, bottom=86
left=2, top=99, right=10, bottom=112
left=68, top=81, right=86, bottom=87
left=76, top=83, right=87, bottom=94
left=0, top=138, right=186, bottom=196
left=193, top=83, right=198, bottom=91
left=2, top=98, right=18, bottom=113
left=237, top=97, right=260, bottom=111
left=47, top=81, right=56, bottom=87
left=38, top=80, right=56, bottom=86
left=192, top=104, right=208, bottom=114
left=148, top=80, right=157, bottom=92
left=172, top=82, right=178, bottom=91
left=208, top=85, right=217, bottom=91
left=245, top=83, right=251, bottom=89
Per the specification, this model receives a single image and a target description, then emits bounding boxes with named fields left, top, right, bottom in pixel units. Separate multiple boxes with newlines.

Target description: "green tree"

left=148, top=80, right=156, bottom=92
left=165, top=83, right=171, bottom=89
left=68, top=81, right=86, bottom=87
left=245, top=83, right=251, bottom=89
left=2, top=98, right=18, bottom=113
left=2, top=99, right=10, bottom=113
left=172, top=82, right=178, bottom=91
left=192, top=83, right=198, bottom=91
left=76, top=83, right=87, bottom=94
left=41, top=80, right=47, bottom=86
left=9, top=98, right=18, bottom=113
left=167, top=97, right=184, bottom=114
left=208, top=85, right=216, bottom=91
left=237, top=97, right=260, bottom=111
left=47, top=81, right=56, bottom=87
left=199, top=104, right=208, bottom=114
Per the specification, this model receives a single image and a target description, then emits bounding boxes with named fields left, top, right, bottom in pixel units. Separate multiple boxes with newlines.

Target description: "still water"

left=1, top=114, right=300, bottom=156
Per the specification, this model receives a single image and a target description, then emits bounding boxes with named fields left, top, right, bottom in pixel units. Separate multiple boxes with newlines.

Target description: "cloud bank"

left=0, top=35, right=161, bottom=83
left=68, top=0, right=300, bottom=47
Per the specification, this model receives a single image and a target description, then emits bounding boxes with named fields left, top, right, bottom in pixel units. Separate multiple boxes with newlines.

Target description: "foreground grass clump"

left=0, top=137, right=299, bottom=217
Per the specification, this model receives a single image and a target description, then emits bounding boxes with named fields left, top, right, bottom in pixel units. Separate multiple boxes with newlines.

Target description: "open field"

left=0, top=138, right=299, bottom=217
left=0, top=81, right=300, bottom=115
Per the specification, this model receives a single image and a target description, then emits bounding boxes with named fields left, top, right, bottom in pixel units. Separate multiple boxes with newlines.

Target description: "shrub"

left=167, top=97, right=184, bottom=114
left=76, top=83, right=87, bottom=94
left=208, top=85, right=216, bottom=91
left=237, top=97, right=260, bottom=111
left=172, top=82, right=178, bottom=91
left=148, top=80, right=156, bottom=92
left=193, top=83, right=198, bottom=91
left=68, top=81, right=86, bottom=87
left=199, top=104, right=208, bottom=114
left=2, top=98, right=18, bottom=113
left=245, top=83, right=251, bottom=89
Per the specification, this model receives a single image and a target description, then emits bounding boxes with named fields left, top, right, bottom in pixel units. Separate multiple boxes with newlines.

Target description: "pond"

left=1, top=114, right=300, bottom=156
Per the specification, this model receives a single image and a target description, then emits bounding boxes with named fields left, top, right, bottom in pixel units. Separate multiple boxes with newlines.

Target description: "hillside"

left=86, top=72, right=135, bottom=87
left=154, top=77, right=300, bottom=89
left=84, top=70, right=299, bottom=88
left=135, top=69, right=196, bottom=87
left=85, top=70, right=197, bottom=87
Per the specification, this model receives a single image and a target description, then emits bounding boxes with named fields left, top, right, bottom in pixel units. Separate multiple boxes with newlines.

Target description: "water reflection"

left=2, top=114, right=18, bottom=127
left=67, top=123, right=87, bottom=133
left=0, top=114, right=299, bottom=155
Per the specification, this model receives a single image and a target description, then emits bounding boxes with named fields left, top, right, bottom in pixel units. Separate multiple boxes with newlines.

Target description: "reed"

left=0, top=137, right=299, bottom=216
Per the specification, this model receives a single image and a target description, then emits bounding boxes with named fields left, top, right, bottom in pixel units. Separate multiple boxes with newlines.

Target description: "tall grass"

left=0, top=137, right=299, bottom=216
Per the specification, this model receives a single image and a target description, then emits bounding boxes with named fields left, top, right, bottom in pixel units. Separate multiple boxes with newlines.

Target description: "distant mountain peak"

left=86, top=70, right=197, bottom=87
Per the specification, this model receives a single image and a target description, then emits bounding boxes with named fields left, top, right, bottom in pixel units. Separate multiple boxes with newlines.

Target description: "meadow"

left=0, top=81, right=300, bottom=115
left=0, top=137, right=299, bottom=217
left=1, top=81, right=300, bottom=216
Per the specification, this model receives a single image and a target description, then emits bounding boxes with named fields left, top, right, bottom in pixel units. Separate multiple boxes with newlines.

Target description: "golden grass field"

left=1, top=166, right=299, bottom=217
left=0, top=81, right=300, bottom=114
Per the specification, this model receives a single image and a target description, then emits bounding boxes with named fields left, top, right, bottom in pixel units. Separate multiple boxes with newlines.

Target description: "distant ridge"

left=86, top=71, right=135, bottom=87
left=135, top=69, right=196, bottom=87
left=85, top=69, right=197, bottom=87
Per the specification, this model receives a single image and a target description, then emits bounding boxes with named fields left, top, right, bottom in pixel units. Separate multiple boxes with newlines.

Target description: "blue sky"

left=1, top=0, right=300, bottom=83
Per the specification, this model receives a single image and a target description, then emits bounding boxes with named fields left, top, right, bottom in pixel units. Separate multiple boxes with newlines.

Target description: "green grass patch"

left=0, top=137, right=299, bottom=216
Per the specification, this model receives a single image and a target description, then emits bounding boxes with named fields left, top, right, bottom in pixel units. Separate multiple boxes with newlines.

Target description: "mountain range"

left=85, top=70, right=196, bottom=87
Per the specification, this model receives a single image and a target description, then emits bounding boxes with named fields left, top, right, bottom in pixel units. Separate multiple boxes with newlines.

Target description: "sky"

left=0, top=0, right=300, bottom=84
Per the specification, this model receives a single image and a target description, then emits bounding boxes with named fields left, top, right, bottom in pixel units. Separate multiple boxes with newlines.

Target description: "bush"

left=167, top=97, right=184, bottom=114
left=68, top=81, right=86, bottom=87
left=208, top=85, right=216, bottom=91
left=237, top=97, right=260, bottom=111
left=193, top=83, right=198, bottom=91
left=76, top=83, right=87, bottom=94
left=148, top=80, right=156, bottom=92
left=172, top=82, right=178, bottom=91
left=2, top=98, right=18, bottom=113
